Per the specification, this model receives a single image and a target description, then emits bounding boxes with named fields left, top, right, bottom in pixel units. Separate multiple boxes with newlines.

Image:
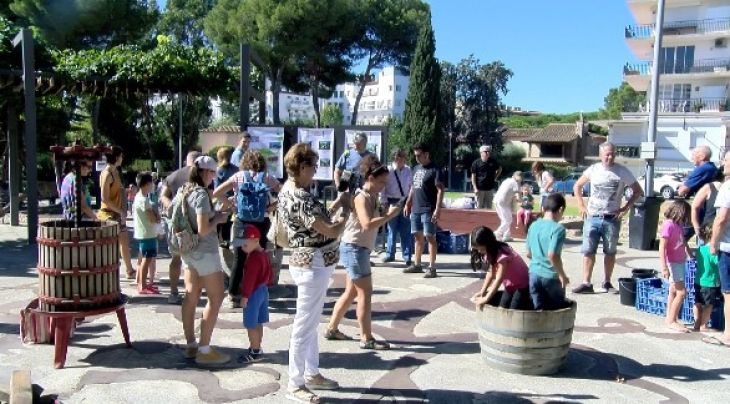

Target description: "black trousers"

left=228, top=218, right=271, bottom=297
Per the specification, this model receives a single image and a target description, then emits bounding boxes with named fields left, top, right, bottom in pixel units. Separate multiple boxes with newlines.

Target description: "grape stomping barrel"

left=37, top=220, right=121, bottom=312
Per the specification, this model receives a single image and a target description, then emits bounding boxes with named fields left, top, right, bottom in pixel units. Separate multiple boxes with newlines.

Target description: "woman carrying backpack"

left=172, top=155, right=231, bottom=365
left=212, top=150, right=281, bottom=308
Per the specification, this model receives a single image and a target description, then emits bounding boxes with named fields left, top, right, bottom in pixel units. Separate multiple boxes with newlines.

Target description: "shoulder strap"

left=255, top=172, right=265, bottom=184
left=393, top=169, right=405, bottom=197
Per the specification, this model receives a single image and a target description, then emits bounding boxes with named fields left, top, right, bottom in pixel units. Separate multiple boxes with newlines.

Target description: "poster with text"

left=247, top=126, right=285, bottom=178
left=345, top=130, right=383, bottom=160
left=297, top=128, right=335, bottom=180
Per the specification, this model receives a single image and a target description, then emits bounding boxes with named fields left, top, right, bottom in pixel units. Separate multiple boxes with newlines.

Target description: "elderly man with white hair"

left=333, top=132, right=375, bottom=193
left=493, top=171, right=523, bottom=242
left=678, top=145, right=718, bottom=198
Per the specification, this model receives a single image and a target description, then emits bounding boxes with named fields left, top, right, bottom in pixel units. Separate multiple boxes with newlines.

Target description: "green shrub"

left=498, top=144, right=530, bottom=179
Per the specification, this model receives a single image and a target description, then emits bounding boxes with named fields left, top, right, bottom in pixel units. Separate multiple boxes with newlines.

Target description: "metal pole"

left=240, top=43, right=251, bottom=127
left=7, top=105, right=19, bottom=226
left=645, top=0, right=666, bottom=195
left=178, top=94, right=184, bottom=169
left=15, top=29, right=37, bottom=243
left=74, top=161, right=82, bottom=228
left=448, top=132, right=453, bottom=190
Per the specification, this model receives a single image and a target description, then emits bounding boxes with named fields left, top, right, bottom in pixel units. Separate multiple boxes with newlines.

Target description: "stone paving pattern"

left=0, top=224, right=729, bottom=403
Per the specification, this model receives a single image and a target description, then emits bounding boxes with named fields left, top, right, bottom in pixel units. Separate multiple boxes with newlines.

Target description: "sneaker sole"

left=286, top=393, right=318, bottom=403
left=304, top=383, right=339, bottom=391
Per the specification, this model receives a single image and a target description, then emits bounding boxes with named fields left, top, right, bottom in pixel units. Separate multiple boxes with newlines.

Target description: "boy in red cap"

left=239, top=224, right=272, bottom=363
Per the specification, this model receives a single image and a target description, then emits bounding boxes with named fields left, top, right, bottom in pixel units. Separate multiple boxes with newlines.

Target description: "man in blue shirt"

left=334, top=132, right=374, bottom=193
left=678, top=146, right=717, bottom=198
left=230, top=131, right=251, bottom=169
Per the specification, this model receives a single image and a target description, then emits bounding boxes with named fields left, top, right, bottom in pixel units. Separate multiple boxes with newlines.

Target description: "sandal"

left=702, top=336, right=730, bottom=347
left=324, top=328, right=352, bottom=341
left=286, top=387, right=320, bottom=403
left=359, top=338, right=390, bottom=350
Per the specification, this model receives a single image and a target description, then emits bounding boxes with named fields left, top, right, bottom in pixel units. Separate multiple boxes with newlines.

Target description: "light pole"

left=448, top=132, right=453, bottom=190
left=644, top=0, right=666, bottom=194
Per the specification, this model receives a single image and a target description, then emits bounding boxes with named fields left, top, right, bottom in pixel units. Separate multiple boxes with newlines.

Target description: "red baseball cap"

left=243, top=224, right=261, bottom=239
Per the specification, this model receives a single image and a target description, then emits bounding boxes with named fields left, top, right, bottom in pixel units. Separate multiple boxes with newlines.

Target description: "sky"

left=158, top=0, right=637, bottom=114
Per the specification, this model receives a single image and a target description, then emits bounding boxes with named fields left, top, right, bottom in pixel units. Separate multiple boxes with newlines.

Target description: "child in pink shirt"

left=471, top=226, right=532, bottom=310
left=659, top=200, right=692, bottom=333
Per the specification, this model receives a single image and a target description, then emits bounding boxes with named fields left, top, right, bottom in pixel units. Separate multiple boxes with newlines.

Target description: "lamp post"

left=448, top=132, right=453, bottom=190
left=645, top=0, right=666, bottom=194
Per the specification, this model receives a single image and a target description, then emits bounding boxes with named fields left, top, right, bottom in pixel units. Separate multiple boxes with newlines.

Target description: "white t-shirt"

left=583, top=163, right=636, bottom=216
left=495, top=178, right=520, bottom=205
left=540, top=171, right=554, bottom=193
left=714, top=181, right=730, bottom=252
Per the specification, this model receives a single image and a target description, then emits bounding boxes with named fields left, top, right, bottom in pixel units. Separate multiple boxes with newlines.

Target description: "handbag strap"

left=393, top=169, right=405, bottom=197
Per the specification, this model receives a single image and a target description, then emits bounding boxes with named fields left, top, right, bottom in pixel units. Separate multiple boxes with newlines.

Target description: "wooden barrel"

left=477, top=298, right=577, bottom=375
left=37, top=220, right=121, bottom=312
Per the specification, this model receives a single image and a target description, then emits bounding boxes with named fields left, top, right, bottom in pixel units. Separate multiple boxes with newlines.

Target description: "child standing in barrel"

left=526, top=193, right=569, bottom=310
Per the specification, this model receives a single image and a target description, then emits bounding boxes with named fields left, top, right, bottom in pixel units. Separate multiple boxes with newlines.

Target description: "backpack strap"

left=254, top=172, right=265, bottom=184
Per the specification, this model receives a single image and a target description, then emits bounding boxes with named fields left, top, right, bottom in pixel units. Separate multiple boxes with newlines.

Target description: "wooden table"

left=438, top=208, right=528, bottom=239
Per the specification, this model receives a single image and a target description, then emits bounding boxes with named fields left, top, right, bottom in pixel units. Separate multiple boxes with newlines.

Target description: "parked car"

left=624, top=172, right=685, bottom=199
left=553, top=172, right=591, bottom=196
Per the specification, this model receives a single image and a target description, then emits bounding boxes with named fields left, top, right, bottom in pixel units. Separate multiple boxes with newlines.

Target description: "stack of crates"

left=635, top=260, right=724, bottom=330
left=431, top=231, right=470, bottom=254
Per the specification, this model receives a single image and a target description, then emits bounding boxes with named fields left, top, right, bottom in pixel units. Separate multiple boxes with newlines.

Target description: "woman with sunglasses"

left=175, top=156, right=231, bottom=365
left=278, top=143, right=350, bottom=403
left=60, top=159, right=96, bottom=222
left=325, top=156, right=402, bottom=350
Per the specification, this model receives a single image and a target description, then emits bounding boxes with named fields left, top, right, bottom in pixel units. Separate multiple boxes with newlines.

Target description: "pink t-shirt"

left=495, top=246, right=530, bottom=293
left=660, top=220, right=686, bottom=264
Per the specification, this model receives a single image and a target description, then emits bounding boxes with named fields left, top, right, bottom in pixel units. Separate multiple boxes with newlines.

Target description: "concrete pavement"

left=0, top=223, right=728, bottom=403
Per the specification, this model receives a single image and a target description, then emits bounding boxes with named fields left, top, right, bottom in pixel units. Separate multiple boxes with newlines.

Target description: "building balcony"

left=624, top=97, right=730, bottom=114
left=623, top=58, right=730, bottom=90
left=626, top=18, right=730, bottom=39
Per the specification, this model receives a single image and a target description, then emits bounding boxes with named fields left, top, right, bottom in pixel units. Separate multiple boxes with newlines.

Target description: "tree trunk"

left=271, top=68, right=283, bottom=125
left=351, top=54, right=376, bottom=126
left=311, top=77, right=321, bottom=128
left=91, top=99, right=100, bottom=144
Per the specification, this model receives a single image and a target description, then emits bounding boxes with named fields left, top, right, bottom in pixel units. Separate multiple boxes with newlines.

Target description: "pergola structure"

left=2, top=38, right=266, bottom=244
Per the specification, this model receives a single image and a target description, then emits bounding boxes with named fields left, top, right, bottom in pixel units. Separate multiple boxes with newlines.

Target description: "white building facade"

left=614, top=0, right=730, bottom=176
left=262, top=66, right=410, bottom=125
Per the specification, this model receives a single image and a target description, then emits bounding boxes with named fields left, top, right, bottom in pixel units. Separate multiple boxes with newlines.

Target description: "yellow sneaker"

left=184, top=346, right=198, bottom=359
left=195, top=348, right=230, bottom=365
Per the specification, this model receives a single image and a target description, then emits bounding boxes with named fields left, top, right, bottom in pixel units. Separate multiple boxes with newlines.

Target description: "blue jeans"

left=386, top=212, right=412, bottom=263
left=580, top=216, right=620, bottom=256
left=529, top=273, right=566, bottom=310
left=410, top=211, right=436, bottom=237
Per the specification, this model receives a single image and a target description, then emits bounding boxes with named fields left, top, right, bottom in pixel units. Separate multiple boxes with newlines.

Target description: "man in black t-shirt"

left=404, top=143, right=444, bottom=279
left=470, top=145, right=502, bottom=209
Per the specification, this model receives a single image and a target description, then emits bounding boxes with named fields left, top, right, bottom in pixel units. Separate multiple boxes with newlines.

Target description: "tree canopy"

left=600, top=82, right=645, bottom=119
left=157, top=0, right=214, bottom=49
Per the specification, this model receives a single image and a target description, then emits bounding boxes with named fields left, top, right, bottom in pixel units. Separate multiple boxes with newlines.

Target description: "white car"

left=625, top=173, right=685, bottom=199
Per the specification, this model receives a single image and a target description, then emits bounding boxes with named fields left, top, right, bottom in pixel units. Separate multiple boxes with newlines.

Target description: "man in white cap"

left=471, top=145, right=502, bottom=209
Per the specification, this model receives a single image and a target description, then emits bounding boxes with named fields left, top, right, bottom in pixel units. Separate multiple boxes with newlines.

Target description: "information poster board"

left=345, top=130, right=383, bottom=160
left=247, top=126, right=285, bottom=178
left=297, top=128, right=335, bottom=180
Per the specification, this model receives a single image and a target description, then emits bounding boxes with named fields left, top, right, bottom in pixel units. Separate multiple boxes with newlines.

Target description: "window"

left=615, top=146, right=640, bottom=158
left=539, top=144, right=563, bottom=157
left=690, top=131, right=707, bottom=149
left=659, top=46, right=694, bottom=74
left=395, top=85, right=402, bottom=92
left=658, top=83, right=691, bottom=112
left=389, top=85, right=393, bottom=91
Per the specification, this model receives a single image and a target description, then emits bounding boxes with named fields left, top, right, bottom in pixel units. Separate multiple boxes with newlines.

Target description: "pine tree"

left=399, top=21, right=442, bottom=165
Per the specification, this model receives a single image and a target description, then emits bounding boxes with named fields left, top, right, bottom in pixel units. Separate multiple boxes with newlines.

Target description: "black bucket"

left=631, top=269, right=656, bottom=279
left=618, top=277, right=637, bottom=306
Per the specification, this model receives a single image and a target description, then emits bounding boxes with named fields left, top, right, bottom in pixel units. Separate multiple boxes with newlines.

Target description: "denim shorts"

left=340, top=243, right=372, bottom=280
left=668, top=262, right=686, bottom=284
left=581, top=216, right=620, bottom=256
left=137, top=238, right=157, bottom=258
left=243, top=285, right=270, bottom=329
left=718, top=251, right=730, bottom=293
left=410, top=212, right=436, bottom=237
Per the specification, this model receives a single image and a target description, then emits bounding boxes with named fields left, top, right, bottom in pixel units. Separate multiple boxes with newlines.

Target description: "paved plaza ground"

left=0, top=223, right=729, bottom=403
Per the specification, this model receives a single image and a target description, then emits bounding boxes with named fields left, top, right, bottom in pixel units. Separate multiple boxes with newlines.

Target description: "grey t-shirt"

left=164, top=166, right=192, bottom=196
left=584, top=163, right=636, bottom=216
left=181, top=187, right=218, bottom=256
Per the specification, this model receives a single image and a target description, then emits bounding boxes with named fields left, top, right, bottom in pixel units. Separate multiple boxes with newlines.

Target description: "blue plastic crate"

left=685, top=259, right=696, bottom=286
left=450, top=234, right=469, bottom=254
left=635, top=278, right=668, bottom=317
left=679, top=292, right=725, bottom=330
left=436, top=231, right=452, bottom=254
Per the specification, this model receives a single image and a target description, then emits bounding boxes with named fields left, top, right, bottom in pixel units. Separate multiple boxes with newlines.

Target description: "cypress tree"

left=398, top=21, right=443, bottom=165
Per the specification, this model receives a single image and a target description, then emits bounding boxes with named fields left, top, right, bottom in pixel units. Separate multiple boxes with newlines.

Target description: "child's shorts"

left=694, top=284, right=722, bottom=306
left=137, top=238, right=157, bottom=258
left=668, top=262, right=686, bottom=283
left=243, top=285, right=269, bottom=329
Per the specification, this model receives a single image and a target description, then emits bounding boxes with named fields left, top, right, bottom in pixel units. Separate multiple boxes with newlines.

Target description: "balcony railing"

left=625, top=18, right=730, bottom=39
left=624, top=58, right=730, bottom=76
left=625, top=97, right=730, bottom=113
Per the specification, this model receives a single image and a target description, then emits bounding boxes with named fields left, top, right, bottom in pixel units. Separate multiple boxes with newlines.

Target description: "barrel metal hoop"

left=39, top=292, right=121, bottom=305
left=478, top=322, right=575, bottom=339
left=37, top=264, right=119, bottom=276
left=36, top=236, right=118, bottom=247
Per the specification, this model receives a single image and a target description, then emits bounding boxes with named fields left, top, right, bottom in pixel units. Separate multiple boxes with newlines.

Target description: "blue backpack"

left=236, top=172, right=269, bottom=222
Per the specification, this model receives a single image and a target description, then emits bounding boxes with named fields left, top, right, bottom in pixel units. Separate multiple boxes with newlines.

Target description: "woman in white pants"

left=494, top=171, right=523, bottom=242
left=278, top=143, right=350, bottom=404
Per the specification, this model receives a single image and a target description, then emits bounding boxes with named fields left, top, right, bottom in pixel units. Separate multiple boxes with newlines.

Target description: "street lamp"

left=448, top=131, right=453, bottom=190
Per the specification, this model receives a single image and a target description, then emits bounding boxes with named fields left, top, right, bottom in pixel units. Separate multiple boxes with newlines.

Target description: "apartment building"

left=613, top=0, right=730, bottom=175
